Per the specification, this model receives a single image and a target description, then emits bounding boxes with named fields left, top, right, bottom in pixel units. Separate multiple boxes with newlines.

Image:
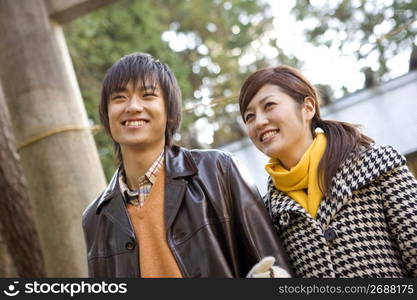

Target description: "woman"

left=238, top=65, right=417, bottom=277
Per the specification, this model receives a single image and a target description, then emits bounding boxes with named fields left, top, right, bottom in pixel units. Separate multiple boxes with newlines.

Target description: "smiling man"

left=82, top=53, right=293, bottom=278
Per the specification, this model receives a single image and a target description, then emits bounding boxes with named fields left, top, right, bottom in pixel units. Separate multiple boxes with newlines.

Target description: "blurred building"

left=221, top=70, right=417, bottom=195
left=322, top=69, right=417, bottom=177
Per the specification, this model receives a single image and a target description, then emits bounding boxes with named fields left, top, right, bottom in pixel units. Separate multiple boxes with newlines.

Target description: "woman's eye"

left=245, top=114, right=254, bottom=122
left=265, top=102, right=275, bottom=109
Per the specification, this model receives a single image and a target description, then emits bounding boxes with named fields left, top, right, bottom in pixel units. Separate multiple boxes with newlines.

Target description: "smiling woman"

left=239, top=65, right=417, bottom=278
left=243, top=84, right=315, bottom=170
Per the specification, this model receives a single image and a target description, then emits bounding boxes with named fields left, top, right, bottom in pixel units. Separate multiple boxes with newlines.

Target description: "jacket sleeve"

left=380, top=164, right=417, bottom=277
left=225, top=154, right=295, bottom=277
left=82, top=206, right=96, bottom=277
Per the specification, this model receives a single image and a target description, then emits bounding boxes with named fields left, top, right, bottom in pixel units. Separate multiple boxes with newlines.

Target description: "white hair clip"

left=314, top=127, right=324, bottom=135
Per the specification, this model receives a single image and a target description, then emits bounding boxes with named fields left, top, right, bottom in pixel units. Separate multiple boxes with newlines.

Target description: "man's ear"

left=303, top=96, right=316, bottom=121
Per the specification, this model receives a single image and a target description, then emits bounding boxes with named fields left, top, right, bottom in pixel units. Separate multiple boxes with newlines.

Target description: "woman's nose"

left=255, top=114, right=268, bottom=129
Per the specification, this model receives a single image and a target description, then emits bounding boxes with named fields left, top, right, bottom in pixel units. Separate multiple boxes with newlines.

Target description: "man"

left=82, top=53, right=293, bottom=278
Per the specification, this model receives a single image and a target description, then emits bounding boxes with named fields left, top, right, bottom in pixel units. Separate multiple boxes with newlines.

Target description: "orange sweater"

left=126, top=168, right=182, bottom=278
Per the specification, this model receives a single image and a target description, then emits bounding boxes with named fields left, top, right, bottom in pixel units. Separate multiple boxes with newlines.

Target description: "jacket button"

left=125, top=241, right=135, bottom=250
left=324, top=228, right=337, bottom=241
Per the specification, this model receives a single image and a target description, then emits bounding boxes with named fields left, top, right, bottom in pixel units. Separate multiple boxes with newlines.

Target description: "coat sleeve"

left=380, top=164, right=417, bottom=277
left=224, top=154, right=295, bottom=277
left=82, top=205, right=97, bottom=277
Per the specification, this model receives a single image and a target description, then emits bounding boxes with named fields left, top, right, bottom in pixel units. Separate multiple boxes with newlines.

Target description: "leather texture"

left=82, top=145, right=294, bottom=278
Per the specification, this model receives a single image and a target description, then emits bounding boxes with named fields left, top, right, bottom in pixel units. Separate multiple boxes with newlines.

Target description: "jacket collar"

left=267, top=178, right=307, bottom=228
left=268, top=144, right=405, bottom=229
left=96, top=169, right=120, bottom=212
left=316, top=144, right=405, bottom=227
left=95, top=145, right=198, bottom=213
left=165, top=145, right=198, bottom=179
left=93, top=169, right=135, bottom=238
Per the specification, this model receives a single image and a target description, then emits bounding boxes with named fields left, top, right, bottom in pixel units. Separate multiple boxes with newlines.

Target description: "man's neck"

left=121, top=144, right=164, bottom=190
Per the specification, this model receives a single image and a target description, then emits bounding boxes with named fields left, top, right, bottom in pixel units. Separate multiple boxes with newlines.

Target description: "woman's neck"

left=279, top=133, right=314, bottom=170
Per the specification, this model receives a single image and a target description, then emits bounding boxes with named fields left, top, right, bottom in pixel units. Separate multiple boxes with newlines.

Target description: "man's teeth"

left=261, top=130, right=279, bottom=141
left=125, top=120, right=145, bottom=126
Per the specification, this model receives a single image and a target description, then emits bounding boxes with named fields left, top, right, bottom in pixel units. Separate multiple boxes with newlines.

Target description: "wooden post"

left=0, top=83, right=45, bottom=277
left=0, top=0, right=107, bottom=276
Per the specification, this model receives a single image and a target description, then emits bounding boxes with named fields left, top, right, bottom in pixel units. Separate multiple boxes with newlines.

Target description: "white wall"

left=322, top=71, right=417, bottom=155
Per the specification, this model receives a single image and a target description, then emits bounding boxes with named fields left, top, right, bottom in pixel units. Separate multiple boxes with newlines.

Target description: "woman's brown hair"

left=239, top=65, right=374, bottom=196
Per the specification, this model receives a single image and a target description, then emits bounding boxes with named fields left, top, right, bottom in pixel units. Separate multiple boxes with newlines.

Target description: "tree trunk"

left=0, top=0, right=107, bottom=276
left=0, top=226, right=18, bottom=277
left=0, top=84, right=46, bottom=277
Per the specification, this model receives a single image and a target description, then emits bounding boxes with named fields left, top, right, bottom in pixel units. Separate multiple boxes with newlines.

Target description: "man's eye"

left=143, top=93, right=157, bottom=98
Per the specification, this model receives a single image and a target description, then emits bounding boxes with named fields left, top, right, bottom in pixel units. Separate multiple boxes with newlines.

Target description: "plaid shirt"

left=118, top=151, right=164, bottom=207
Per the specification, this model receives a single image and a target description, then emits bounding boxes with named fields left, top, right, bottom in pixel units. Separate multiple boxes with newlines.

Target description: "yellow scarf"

left=265, top=132, right=327, bottom=218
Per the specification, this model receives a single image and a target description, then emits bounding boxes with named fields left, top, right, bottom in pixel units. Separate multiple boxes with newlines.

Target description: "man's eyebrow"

left=141, top=85, right=157, bottom=91
left=110, top=87, right=127, bottom=94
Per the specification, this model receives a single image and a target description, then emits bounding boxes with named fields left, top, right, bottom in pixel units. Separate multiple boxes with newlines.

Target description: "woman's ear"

left=303, top=96, right=316, bottom=120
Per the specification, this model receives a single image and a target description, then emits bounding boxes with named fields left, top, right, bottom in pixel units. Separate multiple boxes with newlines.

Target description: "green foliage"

left=292, top=0, right=417, bottom=84
left=64, top=0, right=279, bottom=180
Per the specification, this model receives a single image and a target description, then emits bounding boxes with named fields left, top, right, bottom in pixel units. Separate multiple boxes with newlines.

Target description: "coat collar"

left=267, top=178, right=307, bottom=228
left=268, top=144, right=406, bottom=229
left=165, top=145, right=198, bottom=179
left=92, top=169, right=135, bottom=238
left=95, top=145, right=198, bottom=213
left=96, top=169, right=120, bottom=212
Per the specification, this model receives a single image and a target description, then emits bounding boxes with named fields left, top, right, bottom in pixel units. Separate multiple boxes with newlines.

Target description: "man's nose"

left=125, top=95, right=144, bottom=113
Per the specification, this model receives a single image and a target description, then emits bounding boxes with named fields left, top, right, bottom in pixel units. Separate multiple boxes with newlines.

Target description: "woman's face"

left=243, top=84, right=315, bottom=165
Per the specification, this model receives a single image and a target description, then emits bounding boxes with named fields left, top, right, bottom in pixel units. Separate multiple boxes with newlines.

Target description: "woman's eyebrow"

left=258, top=94, right=276, bottom=104
left=247, top=94, right=276, bottom=111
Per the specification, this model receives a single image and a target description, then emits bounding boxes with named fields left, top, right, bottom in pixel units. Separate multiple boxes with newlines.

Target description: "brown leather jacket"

left=82, top=146, right=293, bottom=277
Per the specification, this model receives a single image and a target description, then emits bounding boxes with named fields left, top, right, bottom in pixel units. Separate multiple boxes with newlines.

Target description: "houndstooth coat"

left=265, top=144, right=417, bottom=277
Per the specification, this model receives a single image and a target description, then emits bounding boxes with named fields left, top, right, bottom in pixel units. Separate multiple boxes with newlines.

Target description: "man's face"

left=108, top=81, right=167, bottom=151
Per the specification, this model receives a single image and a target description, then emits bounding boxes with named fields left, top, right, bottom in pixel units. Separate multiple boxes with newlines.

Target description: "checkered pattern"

left=118, top=151, right=164, bottom=207
left=265, top=144, right=417, bottom=277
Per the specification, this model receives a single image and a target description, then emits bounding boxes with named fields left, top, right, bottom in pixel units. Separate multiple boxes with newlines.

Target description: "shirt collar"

left=118, top=151, right=165, bottom=199
left=145, top=151, right=164, bottom=184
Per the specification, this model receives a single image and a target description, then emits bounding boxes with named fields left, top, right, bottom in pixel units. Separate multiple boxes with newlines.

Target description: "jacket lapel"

left=164, top=146, right=198, bottom=231
left=164, top=178, right=187, bottom=230
left=315, top=177, right=352, bottom=229
left=96, top=169, right=135, bottom=239
left=267, top=178, right=311, bottom=227
left=102, top=191, right=136, bottom=239
left=94, top=146, right=199, bottom=237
